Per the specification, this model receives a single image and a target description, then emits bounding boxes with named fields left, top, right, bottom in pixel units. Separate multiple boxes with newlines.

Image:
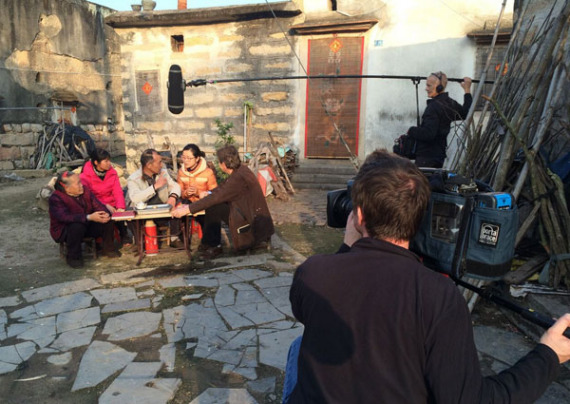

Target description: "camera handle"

left=449, top=196, right=570, bottom=338
left=452, top=277, right=570, bottom=339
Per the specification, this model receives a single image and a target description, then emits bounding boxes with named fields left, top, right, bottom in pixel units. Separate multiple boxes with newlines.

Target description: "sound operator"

left=408, top=71, right=472, bottom=168
left=284, top=150, right=570, bottom=403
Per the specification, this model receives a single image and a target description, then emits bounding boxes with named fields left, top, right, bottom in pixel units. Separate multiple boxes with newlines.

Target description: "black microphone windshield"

left=168, top=64, right=185, bottom=114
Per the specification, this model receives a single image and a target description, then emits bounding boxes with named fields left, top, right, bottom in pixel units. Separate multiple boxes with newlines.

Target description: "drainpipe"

left=178, top=0, right=187, bottom=9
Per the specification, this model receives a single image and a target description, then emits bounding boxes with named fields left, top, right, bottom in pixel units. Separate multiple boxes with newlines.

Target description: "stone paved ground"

left=0, top=179, right=569, bottom=403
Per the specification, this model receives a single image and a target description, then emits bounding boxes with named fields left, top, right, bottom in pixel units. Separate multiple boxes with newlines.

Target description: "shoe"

left=102, top=250, right=122, bottom=258
left=121, top=235, right=133, bottom=247
left=170, top=239, right=185, bottom=249
left=66, top=256, right=84, bottom=269
left=197, top=243, right=209, bottom=252
left=200, top=245, right=223, bottom=259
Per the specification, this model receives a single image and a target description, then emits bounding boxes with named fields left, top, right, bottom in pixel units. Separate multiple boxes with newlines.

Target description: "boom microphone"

left=167, top=64, right=185, bottom=114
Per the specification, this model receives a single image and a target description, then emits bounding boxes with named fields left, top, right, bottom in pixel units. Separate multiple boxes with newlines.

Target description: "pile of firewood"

left=247, top=133, right=296, bottom=201
left=453, top=1, right=570, bottom=288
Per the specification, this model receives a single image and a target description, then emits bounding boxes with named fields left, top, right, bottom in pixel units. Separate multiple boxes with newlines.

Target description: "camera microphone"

left=167, top=64, right=185, bottom=114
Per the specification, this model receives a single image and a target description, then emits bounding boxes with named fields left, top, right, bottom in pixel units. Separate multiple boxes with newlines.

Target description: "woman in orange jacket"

left=177, top=144, right=222, bottom=257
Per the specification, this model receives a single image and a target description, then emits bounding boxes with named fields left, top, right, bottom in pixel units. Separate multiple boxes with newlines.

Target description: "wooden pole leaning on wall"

left=268, top=132, right=295, bottom=195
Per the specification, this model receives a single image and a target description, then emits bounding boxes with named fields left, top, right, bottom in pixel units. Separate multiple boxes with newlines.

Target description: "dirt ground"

left=0, top=172, right=346, bottom=403
left=0, top=174, right=343, bottom=298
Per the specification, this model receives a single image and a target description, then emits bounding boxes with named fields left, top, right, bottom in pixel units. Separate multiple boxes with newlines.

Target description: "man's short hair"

left=140, top=148, right=158, bottom=168
left=216, top=145, right=241, bottom=170
left=351, top=150, right=430, bottom=241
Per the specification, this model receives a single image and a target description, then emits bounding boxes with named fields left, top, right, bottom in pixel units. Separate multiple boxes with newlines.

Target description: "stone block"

left=265, top=62, right=292, bottom=70
left=256, top=106, right=294, bottom=116
left=195, top=66, right=223, bottom=76
left=2, top=124, right=12, bottom=132
left=185, top=36, right=215, bottom=47
left=195, top=107, right=223, bottom=119
left=95, top=140, right=110, bottom=150
left=138, top=121, right=172, bottom=132
left=188, top=92, right=215, bottom=106
left=0, top=147, right=20, bottom=160
left=12, top=125, right=22, bottom=133
left=185, top=51, right=210, bottom=60
left=22, top=123, right=32, bottom=132
left=1, top=133, right=35, bottom=146
left=249, top=44, right=291, bottom=56
left=20, top=146, right=35, bottom=159
left=224, top=108, right=243, bottom=117
left=225, top=63, right=253, bottom=74
left=219, top=93, right=246, bottom=103
left=31, top=124, right=44, bottom=132
left=219, top=35, right=244, bottom=42
left=0, top=161, right=14, bottom=170
left=219, top=48, right=242, bottom=59
left=173, top=121, right=205, bottom=131
left=254, top=122, right=290, bottom=132
left=261, top=92, right=289, bottom=102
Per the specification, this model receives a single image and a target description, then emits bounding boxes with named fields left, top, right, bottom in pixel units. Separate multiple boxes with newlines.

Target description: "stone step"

left=291, top=172, right=354, bottom=185
left=293, top=159, right=357, bottom=176
left=290, top=182, right=347, bottom=191
left=289, top=159, right=356, bottom=190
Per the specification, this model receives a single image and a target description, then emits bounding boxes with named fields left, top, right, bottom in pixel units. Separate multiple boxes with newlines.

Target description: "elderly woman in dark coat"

left=172, top=145, right=274, bottom=257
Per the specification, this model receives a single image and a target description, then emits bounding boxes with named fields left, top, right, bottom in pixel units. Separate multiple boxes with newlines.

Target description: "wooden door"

left=305, top=37, right=363, bottom=158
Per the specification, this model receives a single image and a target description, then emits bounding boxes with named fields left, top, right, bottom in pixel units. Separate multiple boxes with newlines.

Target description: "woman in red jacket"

left=80, top=148, right=130, bottom=245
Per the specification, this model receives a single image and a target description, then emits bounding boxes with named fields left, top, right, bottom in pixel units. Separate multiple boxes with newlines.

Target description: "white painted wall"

left=357, top=0, right=513, bottom=158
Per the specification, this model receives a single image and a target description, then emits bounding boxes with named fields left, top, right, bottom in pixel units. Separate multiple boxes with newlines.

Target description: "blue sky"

left=90, top=0, right=284, bottom=11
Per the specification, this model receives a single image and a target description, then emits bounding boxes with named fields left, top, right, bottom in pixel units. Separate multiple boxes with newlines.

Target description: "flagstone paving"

left=0, top=242, right=568, bottom=403
left=0, top=251, right=304, bottom=403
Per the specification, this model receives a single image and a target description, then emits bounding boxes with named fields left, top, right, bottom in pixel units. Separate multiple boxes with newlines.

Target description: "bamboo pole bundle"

left=452, top=1, right=570, bottom=288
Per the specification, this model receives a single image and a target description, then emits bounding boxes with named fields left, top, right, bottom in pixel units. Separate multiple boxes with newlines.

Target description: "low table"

left=112, top=210, right=196, bottom=266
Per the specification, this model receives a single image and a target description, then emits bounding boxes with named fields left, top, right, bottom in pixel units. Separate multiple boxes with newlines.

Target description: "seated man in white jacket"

left=127, top=149, right=183, bottom=248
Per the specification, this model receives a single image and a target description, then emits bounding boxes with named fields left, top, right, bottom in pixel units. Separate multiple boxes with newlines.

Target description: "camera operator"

left=408, top=71, right=472, bottom=168
left=285, top=150, right=570, bottom=403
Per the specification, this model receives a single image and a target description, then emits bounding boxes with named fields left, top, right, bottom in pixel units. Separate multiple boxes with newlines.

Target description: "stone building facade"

left=109, top=0, right=515, bottom=172
left=107, top=2, right=304, bottom=173
left=1, top=0, right=516, bottom=172
left=0, top=0, right=123, bottom=170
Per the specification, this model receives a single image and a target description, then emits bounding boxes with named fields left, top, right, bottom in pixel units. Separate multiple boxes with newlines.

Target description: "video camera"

left=326, top=169, right=518, bottom=280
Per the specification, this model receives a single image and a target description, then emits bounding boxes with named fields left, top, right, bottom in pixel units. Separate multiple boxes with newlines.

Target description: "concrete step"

left=293, top=159, right=357, bottom=175
left=292, top=172, right=354, bottom=185
left=290, top=182, right=348, bottom=191
left=290, top=159, right=356, bottom=190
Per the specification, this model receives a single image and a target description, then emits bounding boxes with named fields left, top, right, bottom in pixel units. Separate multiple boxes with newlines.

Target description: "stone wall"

left=0, top=123, right=121, bottom=170
left=110, top=4, right=304, bottom=173
left=0, top=0, right=125, bottom=170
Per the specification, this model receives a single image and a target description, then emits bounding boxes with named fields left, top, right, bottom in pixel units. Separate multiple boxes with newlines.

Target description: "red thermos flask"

left=144, top=220, right=158, bottom=255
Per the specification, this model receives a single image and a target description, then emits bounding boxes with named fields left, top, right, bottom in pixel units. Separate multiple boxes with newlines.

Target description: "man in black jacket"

left=286, top=150, right=570, bottom=403
left=408, top=71, right=472, bottom=168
